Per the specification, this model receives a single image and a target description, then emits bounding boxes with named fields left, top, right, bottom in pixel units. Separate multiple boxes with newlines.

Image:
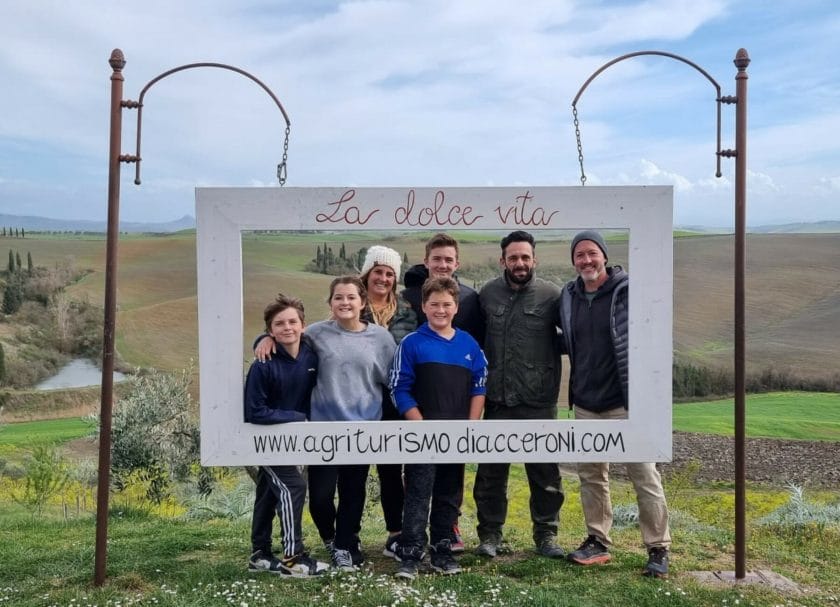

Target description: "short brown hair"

left=421, top=276, right=459, bottom=304
left=424, top=233, right=459, bottom=259
left=264, top=293, right=305, bottom=330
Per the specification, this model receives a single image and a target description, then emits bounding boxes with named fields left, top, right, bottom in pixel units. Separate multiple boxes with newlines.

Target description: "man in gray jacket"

left=473, top=230, right=565, bottom=559
left=558, top=230, right=671, bottom=578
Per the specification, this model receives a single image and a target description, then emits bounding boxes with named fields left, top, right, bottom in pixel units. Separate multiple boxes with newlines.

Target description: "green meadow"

left=673, top=392, right=840, bottom=441
left=0, top=417, right=93, bottom=451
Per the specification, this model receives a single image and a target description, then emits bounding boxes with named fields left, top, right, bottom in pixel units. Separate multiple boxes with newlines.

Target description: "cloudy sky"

left=1, top=0, right=838, bottom=227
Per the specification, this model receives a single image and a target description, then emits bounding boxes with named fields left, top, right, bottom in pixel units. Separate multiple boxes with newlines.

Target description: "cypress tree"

left=21, top=228, right=25, bottom=238
left=27, top=252, right=33, bottom=275
left=15, top=251, right=21, bottom=271
left=7, top=249, right=13, bottom=274
left=2, top=282, right=22, bottom=314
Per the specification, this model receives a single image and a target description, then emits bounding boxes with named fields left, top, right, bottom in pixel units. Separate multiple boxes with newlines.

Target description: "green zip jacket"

left=479, top=274, right=562, bottom=408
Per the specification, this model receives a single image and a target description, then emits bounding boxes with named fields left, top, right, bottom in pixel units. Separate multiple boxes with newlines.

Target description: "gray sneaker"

left=331, top=548, right=357, bottom=572
left=475, top=538, right=500, bottom=558
left=395, top=557, right=421, bottom=580
left=535, top=537, right=566, bottom=559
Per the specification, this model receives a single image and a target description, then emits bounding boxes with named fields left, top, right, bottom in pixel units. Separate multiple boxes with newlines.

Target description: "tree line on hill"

left=1, top=227, right=26, bottom=238
left=305, top=242, right=409, bottom=276
left=672, top=360, right=840, bottom=400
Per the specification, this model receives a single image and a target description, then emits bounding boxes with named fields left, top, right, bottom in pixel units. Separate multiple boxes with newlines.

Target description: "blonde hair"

left=360, top=266, right=397, bottom=327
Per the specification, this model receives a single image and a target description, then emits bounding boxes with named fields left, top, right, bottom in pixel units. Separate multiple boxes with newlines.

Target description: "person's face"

left=330, top=283, right=365, bottom=323
left=425, top=246, right=460, bottom=279
left=422, top=291, right=458, bottom=333
left=366, top=264, right=396, bottom=300
left=268, top=307, right=304, bottom=348
left=573, top=240, right=608, bottom=287
left=501, top=241, right=536, bottom=286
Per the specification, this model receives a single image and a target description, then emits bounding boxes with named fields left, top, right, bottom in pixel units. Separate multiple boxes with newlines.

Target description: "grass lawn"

left=2, top=398, right=839, bottom=606
left=1, top=474, right=838, bottom=607
left=673, top=392, right=840, bottom=441
left=0, top=417, right=93, bottom=451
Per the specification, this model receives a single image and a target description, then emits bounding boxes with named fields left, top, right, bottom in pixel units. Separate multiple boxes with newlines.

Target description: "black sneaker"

left=395, top=557, right=421, bottom=580
left=280, top=552, right=330, bottom=577
left=567, top=535, right=611, bottom=565
left=535, top=537, right=566, bottom=559
left=383, top=534, right=402, bottom=561
left=643, top=547, right=669, bottom=578
left=248, top=549, right=284, bottom=574
left=349, top=538, right=365, bottom=566
left=430, top=540, right=461, bottom=575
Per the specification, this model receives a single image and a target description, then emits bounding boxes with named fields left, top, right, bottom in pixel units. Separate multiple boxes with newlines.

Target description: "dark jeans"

left=400, top=463, right=462, bottom=554
left=251, top=465, right=307, bottom=557
left=378, top=395, right=404, bottom=533
left=308, top=464, right=370, bottom=551
left=377, top=463, right=404, bottom=533
left=473, top=402, right=564, bottom=543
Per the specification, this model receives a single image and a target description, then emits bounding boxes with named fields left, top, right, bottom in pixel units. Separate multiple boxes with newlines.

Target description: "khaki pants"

left=574, top=406, right=671, bottom=549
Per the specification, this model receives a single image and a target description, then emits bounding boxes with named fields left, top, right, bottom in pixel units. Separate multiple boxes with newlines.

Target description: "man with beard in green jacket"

left=473, top=230, right=565, bottom=560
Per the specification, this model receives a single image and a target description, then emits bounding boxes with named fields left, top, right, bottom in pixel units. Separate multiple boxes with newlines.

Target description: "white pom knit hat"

left=361, top=245, right=402, bottom=278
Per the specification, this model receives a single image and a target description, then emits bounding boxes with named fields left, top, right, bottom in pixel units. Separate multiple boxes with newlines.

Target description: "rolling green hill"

left=673, top=392, right=840, bottom=441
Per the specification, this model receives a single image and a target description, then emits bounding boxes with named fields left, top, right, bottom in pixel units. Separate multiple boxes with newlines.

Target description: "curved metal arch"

left=131, top=62, right=292, bottom=184
left=572, top=50, right=724, bottom=178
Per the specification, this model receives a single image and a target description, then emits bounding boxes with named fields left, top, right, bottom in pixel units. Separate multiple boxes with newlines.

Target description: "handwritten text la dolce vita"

left=315, top=189, right=560, bottom=228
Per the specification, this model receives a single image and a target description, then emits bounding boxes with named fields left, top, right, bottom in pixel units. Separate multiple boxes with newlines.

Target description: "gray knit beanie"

left=570, top=230, right=608, bottom=262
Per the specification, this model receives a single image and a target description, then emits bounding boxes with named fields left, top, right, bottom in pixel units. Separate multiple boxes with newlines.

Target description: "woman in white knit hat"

left=358, top=245, right=417, bottom=560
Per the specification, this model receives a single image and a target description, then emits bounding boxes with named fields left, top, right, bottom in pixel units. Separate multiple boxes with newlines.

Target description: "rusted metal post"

left=92, top=49, right=290, bottom=587
left=573, top=47, right=751, bottom=579
left=733, top=47, right=750, bottom=580
left=95, top=48, right=126, bottom=587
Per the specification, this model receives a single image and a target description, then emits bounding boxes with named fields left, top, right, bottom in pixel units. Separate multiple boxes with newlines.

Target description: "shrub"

left=12, top=444, right=70, bottom=516
left=758, top=483, right=840, bottom=533
left=102, top=367, right=207, bottom=503
left=182, top=475, right=253, bottom=520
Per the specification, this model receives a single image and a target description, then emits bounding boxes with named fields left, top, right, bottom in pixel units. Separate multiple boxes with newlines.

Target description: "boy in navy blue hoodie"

left=244, top=294, right=328, bottom=577
left=389, top=277, right=487, bottom=579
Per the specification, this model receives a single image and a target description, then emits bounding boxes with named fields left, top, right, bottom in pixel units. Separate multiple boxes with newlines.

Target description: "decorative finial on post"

left=109, top=49, right=126, bottom=71
left=734, top=48, right=750, bottom=71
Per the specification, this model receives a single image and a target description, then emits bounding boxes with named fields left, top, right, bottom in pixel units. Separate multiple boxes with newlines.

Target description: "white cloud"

left=0, top=0, right=838, bottom=225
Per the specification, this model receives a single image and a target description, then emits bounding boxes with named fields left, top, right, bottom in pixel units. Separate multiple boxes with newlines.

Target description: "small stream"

left=35, top=359, right=126, bottom=390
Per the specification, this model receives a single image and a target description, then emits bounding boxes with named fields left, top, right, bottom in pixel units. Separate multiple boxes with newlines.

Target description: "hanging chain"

left=277, top=124, right=290, bottom=186
left=572, top=105, right=587, bottom=186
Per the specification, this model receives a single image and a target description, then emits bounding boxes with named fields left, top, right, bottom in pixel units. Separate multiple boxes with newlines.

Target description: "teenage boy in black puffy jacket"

left=244, top=294, right=328, bottom=577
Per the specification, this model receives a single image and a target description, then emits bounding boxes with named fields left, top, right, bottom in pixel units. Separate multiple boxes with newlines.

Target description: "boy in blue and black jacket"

left=243, top=294, right=328, bottom=577
left=389, top=277, right=487, bottom=579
